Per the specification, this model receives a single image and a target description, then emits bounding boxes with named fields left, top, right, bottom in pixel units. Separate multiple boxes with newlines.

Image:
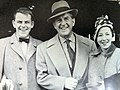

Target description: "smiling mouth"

left=60, top=25, right=69, bottom=30
left=19, top=26, right=29, bottom=30
left=61, top=27, right=69, bottom=31
left=61, top=29, right=66, bottom=31
left=19, top=30, right=26, bottom=33
left=101, top=41, right=109, bottom=46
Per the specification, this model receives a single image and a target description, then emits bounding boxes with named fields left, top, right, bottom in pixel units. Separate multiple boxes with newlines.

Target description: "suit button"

left=19, top=67, right=22, bottom=70
left=19, top=82, right=22, bottom=86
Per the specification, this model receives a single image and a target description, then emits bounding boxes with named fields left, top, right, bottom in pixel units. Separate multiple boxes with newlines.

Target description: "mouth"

left=20, top=29, right=28, bottom=31
left=19, top=29, right=27, bottom=33
left=60, top=25, right=69, bottom=30
left=61, top=29, right=66, bottom=32
left=18, top=26, right=29, bottom=31
left=61, top=27, right=67, bottom=30
left=60, top=27, right=69, bottom=31
left=100, top=40, right=109, bottom=46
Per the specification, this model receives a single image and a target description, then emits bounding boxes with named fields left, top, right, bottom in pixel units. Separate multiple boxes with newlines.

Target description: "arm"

left=0, top=38, right=14, bottom=90
left=88, top=55, right=104, bottom=90
left=117, top=57, right=120, bottom=73
left=36, top=45, right=66, bottom=90
left=0, top=38, right=8, bottom=82
left=90, top=41, right=97, bottom=52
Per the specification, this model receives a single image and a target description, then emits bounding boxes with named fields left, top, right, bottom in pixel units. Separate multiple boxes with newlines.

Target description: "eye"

left=55, top=18, right=61, bottom=23
left=64, top=17, right=69, bottom=21
left=25, top=21, right=30, bottom=24
left=105, top=33, right=110, bottom=35
left=98, top=34, right=103, bottom=37
left=17, top=21, right=22, bottom=24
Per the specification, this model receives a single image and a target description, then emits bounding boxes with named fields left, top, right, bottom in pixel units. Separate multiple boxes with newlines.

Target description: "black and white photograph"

left=0, top=0, right=120, bottom=90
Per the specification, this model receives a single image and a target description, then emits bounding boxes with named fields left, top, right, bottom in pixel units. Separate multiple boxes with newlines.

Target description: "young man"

left=0, top=7, right=42, bottom=90
left=36, top=0, right=96, bottom=90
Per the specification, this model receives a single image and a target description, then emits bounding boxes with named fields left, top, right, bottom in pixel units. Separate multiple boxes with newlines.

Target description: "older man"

left=0, top=7, right=42, bottom=90
left=36, top=0, right=96, bottom=90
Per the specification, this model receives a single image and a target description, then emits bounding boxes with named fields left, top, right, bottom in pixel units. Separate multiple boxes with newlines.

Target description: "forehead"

left=15, top=12, right=31, bottom=20
left=56, top=13, right=72, bottom=19
left=98, top=27, right=112, bottom=34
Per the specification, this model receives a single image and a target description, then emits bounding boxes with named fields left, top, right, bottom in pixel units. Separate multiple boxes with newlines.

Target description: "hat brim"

left=47, top=9, right=78, bottom=23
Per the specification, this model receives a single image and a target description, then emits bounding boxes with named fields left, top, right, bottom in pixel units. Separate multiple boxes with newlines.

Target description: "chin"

left=62, top=32, right=71, bottom=37
left=102, top=45, right=110, bottom=49
left=20, top=35, right=28, bottom=38
left=62, top=35, right=70, bottom=38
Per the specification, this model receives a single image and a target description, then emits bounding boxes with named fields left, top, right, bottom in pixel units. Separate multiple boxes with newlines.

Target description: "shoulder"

left=75, top=34, right=97, bottom=51
left=113, top=47, right=120, bottom=56
left=37, top=39, right=49, bottom=49
left=76, top=34, right=94, bottom=46
left=0, top=37, right=11, bottom=51
left=115, top=47, right=120, bottom=52
left=0, top=37, right=10, bottom=41
left=37, top=35, right=57, bottom=48
left=0, top=37, right=10, bottom=44
left=89, top=49, right=100, bottom=57
left=31, top=37, right=43, bottom=45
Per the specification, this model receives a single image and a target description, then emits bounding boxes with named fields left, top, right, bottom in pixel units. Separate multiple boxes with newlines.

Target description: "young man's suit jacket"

left=36, top=33, right=96, bottom=90
left=0, top=34, right=42, bottom=90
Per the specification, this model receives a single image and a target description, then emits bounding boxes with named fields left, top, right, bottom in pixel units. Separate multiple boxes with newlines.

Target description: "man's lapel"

left=26, top=37, right=36, bottom=61
left=47, top=35, right=71, bottom=77
left=10, top=34, right=25, bottom=61
left=73, top=35, right=89, bottom=78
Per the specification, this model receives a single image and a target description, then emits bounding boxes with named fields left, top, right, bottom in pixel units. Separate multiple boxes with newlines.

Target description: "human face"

left=53, top=13, right=75, bottom=39
left=12, top=13, right=34, bottom=38
left=97, top=27, right=113, bottom=49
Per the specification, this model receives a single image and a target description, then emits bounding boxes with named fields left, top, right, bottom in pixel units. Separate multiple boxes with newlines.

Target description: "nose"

left=60, top=19, right=66, bottom=26
left=21, top=22, right=26, bottom=27
left=101, top=35, right=107, bottom=41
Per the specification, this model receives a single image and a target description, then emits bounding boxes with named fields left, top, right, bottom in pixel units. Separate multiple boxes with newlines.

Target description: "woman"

left=88, top=15, right=120, bottom=90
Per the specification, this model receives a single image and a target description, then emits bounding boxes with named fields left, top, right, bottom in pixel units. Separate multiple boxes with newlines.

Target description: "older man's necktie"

left=65, top=39, right=75, bottom=69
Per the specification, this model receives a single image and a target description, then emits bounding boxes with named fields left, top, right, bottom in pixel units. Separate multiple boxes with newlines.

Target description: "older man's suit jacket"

left=0, top=34, right=42, bottom=90
left=36, top=33, right=96, bottom=90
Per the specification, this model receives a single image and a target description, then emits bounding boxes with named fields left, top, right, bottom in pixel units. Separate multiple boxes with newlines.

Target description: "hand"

left=65, top=77, right=78, bottom=90
left=5, top=79, right=14, bottom=90
left=1, top=75, right=14, bottom=90
left=0, top=83, right=2, bottom=90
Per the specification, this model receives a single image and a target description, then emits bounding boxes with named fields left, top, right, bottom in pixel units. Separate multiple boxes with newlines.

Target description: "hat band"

left=52, top=7, right=70, bottom=16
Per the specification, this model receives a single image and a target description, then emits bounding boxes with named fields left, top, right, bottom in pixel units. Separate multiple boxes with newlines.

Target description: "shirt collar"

left=15, top=34, right=30, bottom=42
left=59, top=34, right=75, bottom=44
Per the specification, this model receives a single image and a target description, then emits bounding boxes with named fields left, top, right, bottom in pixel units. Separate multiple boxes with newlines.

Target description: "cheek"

left=109, top=36, right=113, bottom=40
left=71, top=21, right=75, bottom=27
left=14, top=24, right=19, bottom=28
left=28, top=29, right=31, bottom=32
left=53, top=23, right=58, bottom=29
left=97, top=37, right=101, bottom=43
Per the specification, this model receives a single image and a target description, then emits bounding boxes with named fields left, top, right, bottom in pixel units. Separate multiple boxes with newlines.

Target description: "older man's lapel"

left=73, top=35, right=89, bottom=78
left=47, top=35, right=71, bottom=77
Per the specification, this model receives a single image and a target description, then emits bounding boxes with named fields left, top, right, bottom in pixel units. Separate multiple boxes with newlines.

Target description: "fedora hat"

left=47, top=0, right=78, bottom=23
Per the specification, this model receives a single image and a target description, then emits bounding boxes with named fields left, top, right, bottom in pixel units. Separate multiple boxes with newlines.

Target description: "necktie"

left=19, top=38, right=29, bottom=43
left=65, top=39, right=75, bottom=66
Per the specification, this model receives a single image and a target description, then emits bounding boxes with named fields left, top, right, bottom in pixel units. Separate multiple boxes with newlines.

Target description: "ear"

left=31, top=21, right=34, bottom=28
left=111, top=33, right=115, bottom=41
left=72, top=18, right=75, bottom=27
left=12, top=20, right=16, bottom=28
left=53, top=22, right=57, bottom=30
